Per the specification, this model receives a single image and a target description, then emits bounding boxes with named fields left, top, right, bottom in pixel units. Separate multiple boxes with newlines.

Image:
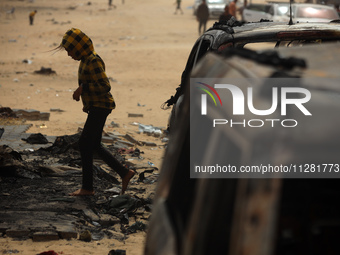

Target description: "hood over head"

left=61, top=28, right=94, bottom=59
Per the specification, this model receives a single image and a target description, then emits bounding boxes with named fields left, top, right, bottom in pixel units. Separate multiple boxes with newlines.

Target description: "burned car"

left=163, top=19, right=340, bottom=132
left=145, top=20, right=340, bottom=255
left=146, top=42, right=340, bottom=255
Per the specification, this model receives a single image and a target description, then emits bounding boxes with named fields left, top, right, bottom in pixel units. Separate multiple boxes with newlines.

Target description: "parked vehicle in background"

left=242, top=2, right=338, bottom=23
left=267, top=1, right=290, bottom=21
left=242, top=3, right=272, bottom=22
left=291, top=3, right=339, bottom=23
left=243, top=2, right=290, bottom=22
left=193, top=0, right=228, bottom=19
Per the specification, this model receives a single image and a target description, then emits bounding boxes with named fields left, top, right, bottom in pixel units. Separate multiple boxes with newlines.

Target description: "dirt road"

left=0, top=0, right=218, bottom=254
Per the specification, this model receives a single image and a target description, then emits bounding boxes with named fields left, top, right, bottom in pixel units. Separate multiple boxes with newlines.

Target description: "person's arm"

left=73, top=85, right=82, bottom=101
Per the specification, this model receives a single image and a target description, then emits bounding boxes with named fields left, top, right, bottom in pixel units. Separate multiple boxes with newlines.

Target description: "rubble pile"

left=0, top=107, right=50, bottom=121
left=0, top=130, right=160, bottom=243
left=0, top=107, right=17, bottom=119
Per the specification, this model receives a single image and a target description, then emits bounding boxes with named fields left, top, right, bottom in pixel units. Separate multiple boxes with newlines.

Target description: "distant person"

left=174, top=0, right=184, bottom=14
left=196, top=0, right=209, bottom=35
left=336, top=4, right=340, bottom=17
left=57, top=28, right=135, bottom=196
left=239, top=0, right=248, bottom=21
left=219, top=4, right=232, bottom=23
left=29, top=10, right=37, bottom=25
left=229, top=0, right=238, bottom=19
left=108, top=0, right=116, bottom=8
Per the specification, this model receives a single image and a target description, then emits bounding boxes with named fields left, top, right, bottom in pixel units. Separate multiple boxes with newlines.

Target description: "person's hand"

left=73, top=86, right=83, bottom=101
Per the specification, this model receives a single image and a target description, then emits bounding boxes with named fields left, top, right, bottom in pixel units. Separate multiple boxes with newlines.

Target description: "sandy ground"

left=0, top=0, right=219, bottom=254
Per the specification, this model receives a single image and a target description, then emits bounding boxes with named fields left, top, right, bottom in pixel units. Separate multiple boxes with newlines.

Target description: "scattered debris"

left=34, top=67, right=56, bottom=75
left=109, top=121, right=120, bottom=128
left=108, top=77, right=118, bottom=83
left=22, top=133, right=49, bottom=144
left=124, top=133, right=143, bottom=146
left=33, top=231, right=59, bottom=242
left=126, top=221, right=146, bottom=234
left=37, top=251, right=59, bottom=255
left=0, top=107, right=17, bottom=118
left=0, top=124, right=54, bottom=152
left=2, top=250, right=20, bottom=254
left=38, top=124, right=48, bottom=129
left=137, top=169, right=155, bottom=182
left=50, top=108, right=65, bottom=112
left=0, top=110, right=165, bottom=243
left=119, top=36, right=135, bottom=40
left=138, top=124, right=163, bottom=137
left=0, top=128, right=158, bottom=243
left=67, top=5, right=78, bottom=10
left=22, top=59, right=33, bottom=64
left=108, top=250, right=126, bottom=255
left=13, top=109, right=50, bottom=121
left=128, top=113, right=143, bottom=118
left=79, top=230, right=92, bottom=242
left=161, top=137, right=169, bottom=143
left=141, top=141, right=157, bottom=147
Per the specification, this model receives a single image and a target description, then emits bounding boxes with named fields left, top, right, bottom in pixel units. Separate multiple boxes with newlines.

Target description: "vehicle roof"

left=203, top=43, right=340, bottom=83
left=203, top=21, right=340, bottom=49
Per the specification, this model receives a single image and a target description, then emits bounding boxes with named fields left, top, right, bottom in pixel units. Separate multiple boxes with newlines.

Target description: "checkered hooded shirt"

left=61, top=28, right=115, bottom=112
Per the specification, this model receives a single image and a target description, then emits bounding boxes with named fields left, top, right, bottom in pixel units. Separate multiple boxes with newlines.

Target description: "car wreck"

left=163, top=19, right=340, bottom=132
left=146, top=20, right=340, bottom=255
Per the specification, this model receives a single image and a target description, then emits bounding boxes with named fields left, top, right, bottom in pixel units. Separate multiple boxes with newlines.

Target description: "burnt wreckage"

left=0, top=130, right=158, bottom=242
left=163, top=18, right=340, bottom=131
left=146, top=19, right=340, bottom=255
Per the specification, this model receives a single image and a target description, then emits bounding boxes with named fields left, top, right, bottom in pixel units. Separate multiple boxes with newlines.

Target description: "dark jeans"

left=79, top=107, right=128, bottom=191
left=198, top=19, right=207, bottom=35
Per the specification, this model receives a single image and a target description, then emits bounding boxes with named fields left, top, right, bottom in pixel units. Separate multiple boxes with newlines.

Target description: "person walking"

left=108, top=0, right=116, bottom=9
left=228, top=0, right=238, bottom=19
left=219, top=4, right=232, bottom=23
left=174, top=0, right=183, bottom=14
left=196, top=0, right=209, bottom=35
left=29, top=10, right=37, bottom=25
left=57, top=28, right=135, bottom=196
left=239, top=0, right=248, bottom=21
